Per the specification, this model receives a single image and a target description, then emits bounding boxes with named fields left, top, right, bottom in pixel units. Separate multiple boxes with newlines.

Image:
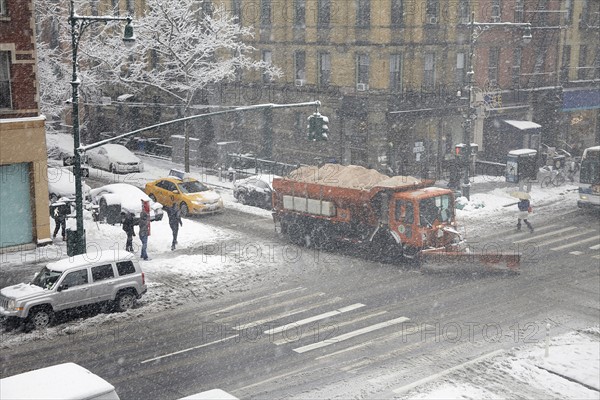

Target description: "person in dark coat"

left=517, top=198, right=534, bottom=233
left=166, top=203, right=183, bottom=251
left=139, top=200, right=151, bottom=260
left=122, top=212, right=135, bottom=252
left=51, top=200, right=69, bottom=241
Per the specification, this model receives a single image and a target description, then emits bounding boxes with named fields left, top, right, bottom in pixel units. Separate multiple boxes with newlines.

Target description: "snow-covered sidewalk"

left=400, top=327, right=600, bottom=400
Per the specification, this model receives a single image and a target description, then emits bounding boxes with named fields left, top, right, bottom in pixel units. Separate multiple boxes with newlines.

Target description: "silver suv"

left=0, top=252, right=147, bottom=330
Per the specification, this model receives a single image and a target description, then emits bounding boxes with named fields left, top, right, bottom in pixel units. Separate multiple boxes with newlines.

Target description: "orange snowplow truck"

left=272, top=164, right=519, bottom=269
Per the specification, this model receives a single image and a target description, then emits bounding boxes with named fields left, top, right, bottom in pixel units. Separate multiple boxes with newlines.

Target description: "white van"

left=0, top=362, right=120, bottom=400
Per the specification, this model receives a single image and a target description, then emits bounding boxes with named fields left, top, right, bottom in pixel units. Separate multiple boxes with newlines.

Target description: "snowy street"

left=1, top=149, right=599, bottom=399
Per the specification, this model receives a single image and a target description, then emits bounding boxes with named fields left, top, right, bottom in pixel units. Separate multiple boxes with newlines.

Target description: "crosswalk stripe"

left=265, top=303, right=365, bottom=335
left=272, top=310, right=388, bottom=346
left=292, top=316, right=410, bottom=354
left=531, top=229, right=594, bottom=247
left=551, top=236, right=600, bottom=251
left=231, top=294, right=340, bottom=330
left=590, top=244, right=600, bottom=251
left=209, top=286, right=306, bottom=315
left=570, top=251, right=584, bottom=255
left=592, top=255, right=600, bottom=260
left=474, top=223, right=560, bottom=243
left=513, top=226, right=578, bottom=244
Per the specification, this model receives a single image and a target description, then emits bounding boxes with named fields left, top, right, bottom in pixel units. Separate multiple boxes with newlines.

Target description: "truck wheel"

left=309, top=225, right=330, bottom=250
left=29, top=307, right=54, bottom=330
left=286, top=221, right=307, bottom=246
left=114, top=291, right=135, bottom=312
left=370, top=232, right=400, bottom=262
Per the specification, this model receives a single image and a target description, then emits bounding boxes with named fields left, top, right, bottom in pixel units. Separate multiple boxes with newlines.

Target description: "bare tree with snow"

left=36, top=0, right=280, bottom=171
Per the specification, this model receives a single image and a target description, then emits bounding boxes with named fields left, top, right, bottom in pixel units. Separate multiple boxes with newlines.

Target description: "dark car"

left=232, top=175, right=279, bottom=209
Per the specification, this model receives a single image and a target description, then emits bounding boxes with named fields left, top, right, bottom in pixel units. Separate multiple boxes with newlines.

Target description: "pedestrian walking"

left=516, top=197, right=534, bottom=233
left=51, top=200, right=69, bottom=241
left=139, top=200, right=151, bottom=260
left=166, top=203, right=183, bottom=251
left=122, top=212, right=135, bottom=252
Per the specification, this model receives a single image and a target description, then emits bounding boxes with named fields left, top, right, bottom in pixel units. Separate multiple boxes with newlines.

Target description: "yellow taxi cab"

left=144, top=170, right=224, bottom=217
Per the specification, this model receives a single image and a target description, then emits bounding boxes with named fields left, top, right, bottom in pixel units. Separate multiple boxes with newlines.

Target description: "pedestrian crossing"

left=141, top=286, right=419, bottom=374
left=478, top=221, right=600, bottom=262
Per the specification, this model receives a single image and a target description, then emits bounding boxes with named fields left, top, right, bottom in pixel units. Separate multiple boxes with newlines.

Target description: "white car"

left=90, top=183, right=163, bottom=224
left=87, top=144, right=143, bottom=174
left=47, top=167, right=91, bottom=203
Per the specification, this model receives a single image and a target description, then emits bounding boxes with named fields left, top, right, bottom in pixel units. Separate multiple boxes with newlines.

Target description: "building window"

left=514, top=0, right=524, bottom=23
left=565, top=0, right=573, bottom=24
left=232, top=0, right=242, bottom=25
left=390, top=54, right=402, bottom=91
left=491, top=0, right=501, bottom=22
left=318, top=52, right=331, bottom=87
left=318, top=0, right=331, bottom=28
left=357, top=53, right=369, bottom=87
left=536, top=0, right=547, bottom=26
left=262, top=50, right=272, bottom=83
left=357, top=0, right=370, bottom=28
left=0, top=51, right=11, bottom=109
left=423, top=52, right=435, bottom=88
left=111, top=0, right=119, bottom=16
left=126, top=0, right=134, bottom=15
left=456, top=52, right=465, bottom=87
left=594, top=46, right=600, bottom=79
left=260, top=0, right=271, bottom=28
left=488, top=47, right=500, bottom=85
left=202, top=0, right=213, bottom=18
left=294, top=0, right=305, bottom=27
left=391, top=0, right=403, bottom=26
left=458, top=0, right=470, bottom=24
left=512, top=47, right=522, bottom=87
left=426, top=0, right=439, bottom=23
left=295, top=51, right=306, bottom=83
left=560, top=45, right=571, bottom=82
left=578, top=45, right=588, bottom=80
left=0, top=0, right=7, bottom=16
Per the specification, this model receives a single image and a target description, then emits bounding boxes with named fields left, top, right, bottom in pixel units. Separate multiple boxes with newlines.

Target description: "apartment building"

left=0, top=0, right=51, bottom=251
left=207, top=0, right=574, bottom=174
left=71, top=0, right=597, bottom=173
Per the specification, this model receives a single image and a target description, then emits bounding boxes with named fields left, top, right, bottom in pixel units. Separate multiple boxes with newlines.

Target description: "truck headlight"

left=7, top=299, right=16, bottom=310
left=580, top=195, right=588, bottom=200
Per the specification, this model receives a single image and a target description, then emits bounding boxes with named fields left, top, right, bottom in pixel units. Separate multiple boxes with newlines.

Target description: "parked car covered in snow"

left=145, top=171, right=223, bottom=217
left=87, top=144, right=143, bottom=174
left=233, top=175, right=279, bottom=209
left=47, top=167, right=91, bottom=203
left=90, top=183, right=163, bottom=224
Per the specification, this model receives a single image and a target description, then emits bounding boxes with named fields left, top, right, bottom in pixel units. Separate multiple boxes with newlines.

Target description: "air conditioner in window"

left=428, top=16, right=438, bottom=24
left=295, top=79, right=305, bottom=87
left=356, top=83, right=368, bottom=91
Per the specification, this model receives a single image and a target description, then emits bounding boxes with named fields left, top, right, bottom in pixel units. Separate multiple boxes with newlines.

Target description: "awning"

left=503, top=120, right=541, bottom=130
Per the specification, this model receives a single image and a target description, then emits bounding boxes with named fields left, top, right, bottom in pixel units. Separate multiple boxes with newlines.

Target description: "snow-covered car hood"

left=95, top=144, right=141, bottom=163
left=90, top=183, right=163, bottom=215
left=48, top=168, right=91, bottom=198
left=0, top=283, right=46, bottom=300
left=188, top=190, right=221, bottom=204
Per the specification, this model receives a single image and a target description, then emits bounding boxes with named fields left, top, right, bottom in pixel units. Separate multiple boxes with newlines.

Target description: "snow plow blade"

left=420, top=250, right=521, bottom=272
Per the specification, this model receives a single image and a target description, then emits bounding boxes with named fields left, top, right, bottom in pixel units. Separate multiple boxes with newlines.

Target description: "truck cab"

left=390, top=188, right=458, bottom=252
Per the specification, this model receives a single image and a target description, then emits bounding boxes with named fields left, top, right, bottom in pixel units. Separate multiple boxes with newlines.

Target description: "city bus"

left=578, top=146, right=600, bottom=209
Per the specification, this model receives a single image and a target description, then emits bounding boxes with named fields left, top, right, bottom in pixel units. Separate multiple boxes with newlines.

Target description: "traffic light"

left=307, top=113, right=329, bottom=141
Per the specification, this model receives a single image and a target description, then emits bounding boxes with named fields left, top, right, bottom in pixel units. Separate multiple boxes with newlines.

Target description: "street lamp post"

left=69, top=0, right=134, bottom=256
left=461, top=12, right=532, bottom=200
